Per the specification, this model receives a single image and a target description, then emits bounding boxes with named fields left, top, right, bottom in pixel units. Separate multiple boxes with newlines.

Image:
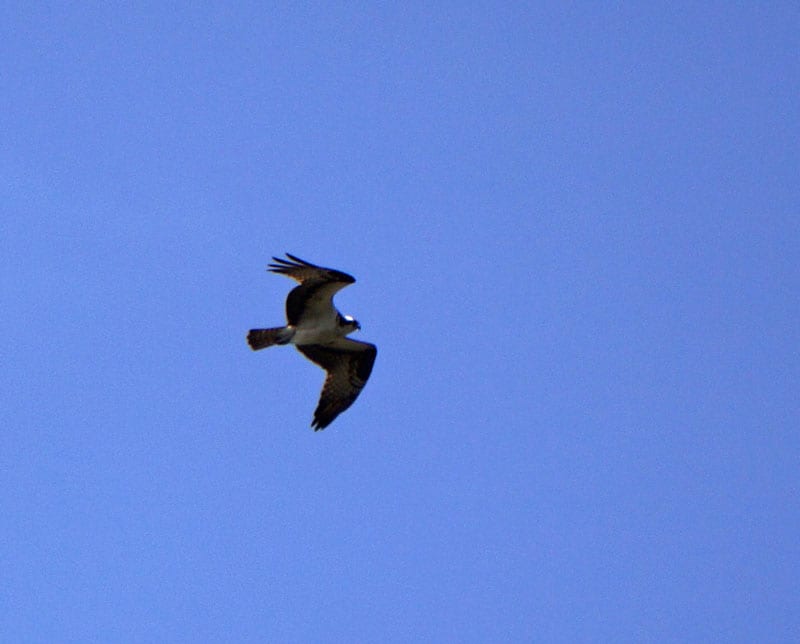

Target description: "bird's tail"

left=247, top=326, right=294, bottom=350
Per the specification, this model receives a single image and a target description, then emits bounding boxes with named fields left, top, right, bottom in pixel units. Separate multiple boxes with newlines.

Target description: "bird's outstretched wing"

left=296, top=338, right=377, bottom=430
left=268, top=254, right=356, bottom=326
left=268, top=253, right=355, bottom=285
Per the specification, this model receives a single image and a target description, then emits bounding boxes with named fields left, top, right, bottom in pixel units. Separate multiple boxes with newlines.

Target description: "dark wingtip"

left=267, top=253, right=321, bottom=274
left=285, top=253, right=316, bottom=267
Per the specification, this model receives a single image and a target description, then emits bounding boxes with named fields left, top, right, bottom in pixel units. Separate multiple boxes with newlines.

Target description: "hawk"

left=247, top=254, right=377, bottom=430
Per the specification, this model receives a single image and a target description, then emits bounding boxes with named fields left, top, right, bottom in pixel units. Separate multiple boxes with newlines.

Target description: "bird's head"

left=340, top=314, right=360, bottom=333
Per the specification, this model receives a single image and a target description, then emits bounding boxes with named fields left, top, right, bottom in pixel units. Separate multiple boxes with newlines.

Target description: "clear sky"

left=2, top=3, right=798, bottom=642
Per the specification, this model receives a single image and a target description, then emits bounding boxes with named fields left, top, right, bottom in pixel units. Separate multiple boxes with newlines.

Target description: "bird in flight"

left=247, top=254, right=377, bottom=430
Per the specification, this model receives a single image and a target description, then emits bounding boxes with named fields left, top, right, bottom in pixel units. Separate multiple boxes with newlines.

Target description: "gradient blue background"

left=2, top=3, right=798, bottom=642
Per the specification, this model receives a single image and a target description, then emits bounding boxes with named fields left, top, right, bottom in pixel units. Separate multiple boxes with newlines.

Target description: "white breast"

left=291, top=308, right=345, bottom=345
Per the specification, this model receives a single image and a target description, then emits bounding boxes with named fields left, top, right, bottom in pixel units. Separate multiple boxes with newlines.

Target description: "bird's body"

left=247, top=254, right=377, bottom=430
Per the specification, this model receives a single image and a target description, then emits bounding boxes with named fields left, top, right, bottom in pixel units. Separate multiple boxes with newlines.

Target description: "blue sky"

left=2, top=3, right=798, bottom=642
